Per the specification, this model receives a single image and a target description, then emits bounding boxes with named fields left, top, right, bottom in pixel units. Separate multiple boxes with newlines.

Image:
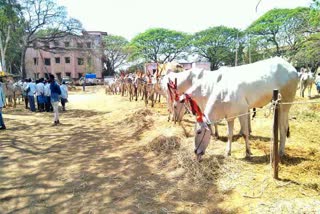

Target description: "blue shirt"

left=50, top=81, right=61, bottom=102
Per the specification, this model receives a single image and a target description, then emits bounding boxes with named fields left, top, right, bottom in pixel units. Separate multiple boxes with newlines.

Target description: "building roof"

left=83, top=31, right=108, bottom=36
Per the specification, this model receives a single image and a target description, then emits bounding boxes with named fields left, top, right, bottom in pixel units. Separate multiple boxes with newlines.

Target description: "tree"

left=130, top=28, right=190, bottom=63
left=292, top=33, right=320, bottom=70
left=310, top=0, right=320, bottom=29
left=102, top=35, right=129, bottom=76
left=0, top=0, right=22, bottom=73
left=18, top=0, right=82, bottom=77
left=247, top=8, right=311, bottom=57
left=192, top=26, right=241, bottom=70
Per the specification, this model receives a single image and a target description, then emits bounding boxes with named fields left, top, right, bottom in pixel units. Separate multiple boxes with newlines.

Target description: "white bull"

left=185, top=57, right=299, bottom=161
left=300, top=70, right=314, bottom=98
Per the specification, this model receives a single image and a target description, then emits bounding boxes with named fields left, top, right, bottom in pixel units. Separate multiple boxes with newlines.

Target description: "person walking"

left=60, top=81, right=68, bottom=111
left=0, top=78, right=6, bottom=130
left=26, top=78, right=36, bottom=112
left=49, top=74, right=61, bottom=125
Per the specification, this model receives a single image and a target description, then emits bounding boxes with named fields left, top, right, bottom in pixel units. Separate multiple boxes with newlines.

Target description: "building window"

left=54, top=41, right=60, bottom=47
left=65, top=57, right=70, bottom=64
left=66, top=72, right=71, bottom=77
left=33, top=58, right=38, bottom=65
left=55, top=57, right=60, bottom=64
left=77, top=42, right=83, bottom=48
left=86, top=42, right=91, bottom=48
left=78, top=58, right=84, bottom=65
left=44, top=42, right=49, bottom=49
left=64, top=42, right=70, bottom=47
left=87, top=57, right=92, bottom=65
left=44, top=58, right=51, bottom=66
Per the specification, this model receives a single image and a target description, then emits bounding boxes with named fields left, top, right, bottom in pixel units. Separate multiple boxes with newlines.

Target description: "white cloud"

left=57, top=0, right=312, bottom=40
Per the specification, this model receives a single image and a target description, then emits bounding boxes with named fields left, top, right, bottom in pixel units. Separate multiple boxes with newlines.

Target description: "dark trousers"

left=24, top=96, right=29, bottom=109
left=28, top=96, right=36, bottom=112
left=45, top=96, right=52, bottom=112
left=37, top=96, right=45, bottom=112
left=61, top=98, right=67, bottom=111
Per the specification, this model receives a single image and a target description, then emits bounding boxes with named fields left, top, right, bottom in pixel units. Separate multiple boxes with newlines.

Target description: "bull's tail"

left=287, top=125, right=290, bottom=138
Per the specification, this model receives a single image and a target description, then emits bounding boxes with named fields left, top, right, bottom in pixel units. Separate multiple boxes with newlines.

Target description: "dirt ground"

left=0, top=86, right=320, bottom=213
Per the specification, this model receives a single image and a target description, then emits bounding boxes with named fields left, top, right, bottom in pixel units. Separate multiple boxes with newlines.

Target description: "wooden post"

left=272, top=89, right=279, bottom=179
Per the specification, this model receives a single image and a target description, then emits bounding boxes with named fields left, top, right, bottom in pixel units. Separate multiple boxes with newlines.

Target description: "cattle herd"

left=105, top=57, right=320, bottom=161
left=2, top=80, right=25, bottom=107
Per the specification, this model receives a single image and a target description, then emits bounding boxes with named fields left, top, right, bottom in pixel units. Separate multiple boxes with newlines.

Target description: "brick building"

left=25, top=31, right=107, bottom=81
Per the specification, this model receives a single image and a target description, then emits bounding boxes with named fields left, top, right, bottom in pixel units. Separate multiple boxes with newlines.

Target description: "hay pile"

left=144, top=135, right=181, bottom=154
left=144, top=134, right=236, bottom=186
left=176, top=150, right=227, bottom=186
left=119, top=108, right=154, bottom=129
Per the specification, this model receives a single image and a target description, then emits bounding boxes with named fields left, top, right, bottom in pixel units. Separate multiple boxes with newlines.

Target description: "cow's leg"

left=239, top=115, right=251, bottom=158
left=151, top=92, right=154, bottom=107
left=301, top=82, right=305, bottom=97
left=225, top=120, right=235, bottom=156
left=308, top=84, right=312, bottom=97
left=248, top=111, right=252, bottom=134
left=13, top=93, right=17, bottom=108
left=135, top=86, right=138, bottom=101
left=279, top=105, right=290, bottom=157
left=213, top=123, right=219, bottom=138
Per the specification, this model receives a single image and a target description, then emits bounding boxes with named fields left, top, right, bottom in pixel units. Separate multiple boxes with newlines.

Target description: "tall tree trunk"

left=0, top=26, right=11, bottom=72
left=21, top=47, right=27, bottom=78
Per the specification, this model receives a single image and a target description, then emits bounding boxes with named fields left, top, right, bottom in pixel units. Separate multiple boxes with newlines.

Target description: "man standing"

left=60, top=81, right=68, bottom=111
left=26, top=78, right=36, bottom=112
left=0, top=78, right=6, bottom=130
left=49, top=74, right=61, bottom=125
left=36, top=78, right=45, bottom=112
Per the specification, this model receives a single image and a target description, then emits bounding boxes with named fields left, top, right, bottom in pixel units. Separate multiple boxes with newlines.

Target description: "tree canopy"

left=130, top=28, right=190, bottom=63
left=102, top=34, right=129, bottom=76
left=192, top=26, right=241, bottom=70
left=247, top=7, right=312, bottom=57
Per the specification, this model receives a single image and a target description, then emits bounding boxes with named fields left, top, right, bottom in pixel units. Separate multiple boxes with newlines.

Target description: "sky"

left=57, top=0, right=313, bottom=40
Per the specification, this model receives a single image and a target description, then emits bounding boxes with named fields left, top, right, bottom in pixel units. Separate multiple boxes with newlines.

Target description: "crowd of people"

left=0, top=74, right=69, bottom=130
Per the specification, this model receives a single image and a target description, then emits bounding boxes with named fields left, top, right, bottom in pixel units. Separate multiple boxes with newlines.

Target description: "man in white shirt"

left=60, top=81, right=68, bottom=111
left=26, top=78, right=36, bottom=112
left=36, top=78, right=45, bottom=112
